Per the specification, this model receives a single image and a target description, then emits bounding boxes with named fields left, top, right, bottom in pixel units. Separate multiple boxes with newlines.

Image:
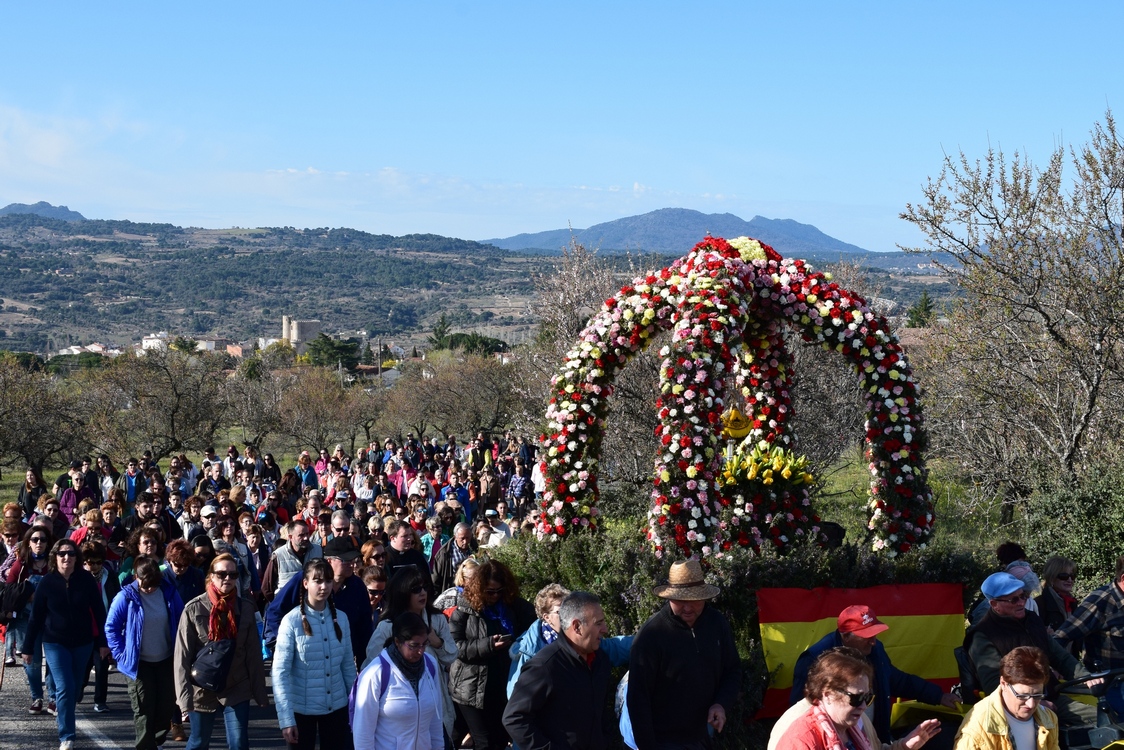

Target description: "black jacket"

left=503, top=637, right=611, bottom=750
left=25, top=569, right=108, bottom=649
left=385, top=546, right=435, bottom=592
left=432, top=539, right=478, bottom=593
left=449, top=597, right=536, bottom=709
left=627, top=603, right=740, bottom=750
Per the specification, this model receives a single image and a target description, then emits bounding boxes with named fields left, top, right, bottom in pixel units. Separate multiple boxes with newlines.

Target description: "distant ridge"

left=485, top=207, right=870, bottom=256
left=0, top=201, right=86, bottom=222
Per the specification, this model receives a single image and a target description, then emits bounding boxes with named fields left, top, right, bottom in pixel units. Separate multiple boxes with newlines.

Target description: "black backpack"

left=190, top=603, right=243, bottom=693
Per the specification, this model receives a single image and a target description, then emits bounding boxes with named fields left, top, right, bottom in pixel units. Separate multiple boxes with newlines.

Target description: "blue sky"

left=1, top=2, right=1121, bottom=252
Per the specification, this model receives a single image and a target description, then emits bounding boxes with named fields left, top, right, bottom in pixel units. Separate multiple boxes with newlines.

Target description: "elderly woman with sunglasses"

left=774, top=647, right=941, bottom=750
left=1035, top=556, right=1078, bottom=633
left=23, top=538, right=111, bottom=750
left=174, top=553, right=269, bottom=750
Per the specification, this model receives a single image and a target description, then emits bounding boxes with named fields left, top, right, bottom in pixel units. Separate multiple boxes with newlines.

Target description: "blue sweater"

left=790, top=630, right=944, bottom=742
left=106, top=578, right=185, bottom=680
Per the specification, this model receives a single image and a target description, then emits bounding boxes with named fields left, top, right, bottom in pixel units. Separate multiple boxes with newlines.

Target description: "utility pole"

left=377, top=336, right=383, bottom=381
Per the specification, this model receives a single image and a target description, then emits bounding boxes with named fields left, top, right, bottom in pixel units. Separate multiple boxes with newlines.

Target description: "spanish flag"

left=756, top=584, right=964, bottom=718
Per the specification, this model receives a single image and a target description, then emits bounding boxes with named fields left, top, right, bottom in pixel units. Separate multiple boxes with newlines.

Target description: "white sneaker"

left=60, top=742, right=73, bottom=750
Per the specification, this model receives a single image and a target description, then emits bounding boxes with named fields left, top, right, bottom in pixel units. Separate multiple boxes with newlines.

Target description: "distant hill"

left=0, top=201, right=86, bottom=222
left=485, top=207, right=870, bottom=256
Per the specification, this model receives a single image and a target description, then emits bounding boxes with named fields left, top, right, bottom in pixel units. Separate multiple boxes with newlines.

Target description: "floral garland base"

left=541, top=236, right=932, bottom=559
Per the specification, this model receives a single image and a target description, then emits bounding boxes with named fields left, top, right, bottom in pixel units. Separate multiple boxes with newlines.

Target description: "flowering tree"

left=903, top=110, right=1124, bottom=519
left=541, top=236, right=931, bottom=559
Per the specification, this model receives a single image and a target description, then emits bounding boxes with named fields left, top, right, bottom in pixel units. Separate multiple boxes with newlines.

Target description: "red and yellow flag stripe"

left=756, top=583, right=964, bottom=718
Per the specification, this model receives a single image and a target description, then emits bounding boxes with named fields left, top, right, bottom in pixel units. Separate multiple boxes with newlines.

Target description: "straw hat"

left=653, top=560, right=720, bottom=601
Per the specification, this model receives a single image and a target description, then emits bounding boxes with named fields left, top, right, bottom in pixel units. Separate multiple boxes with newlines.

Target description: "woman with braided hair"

left=271, top=558, right=356, bottom=750
left=173, top=553, right=268, bottom=750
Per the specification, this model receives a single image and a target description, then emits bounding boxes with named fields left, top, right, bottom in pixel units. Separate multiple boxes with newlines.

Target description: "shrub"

left=1023, top=466, right=1124, bottom=596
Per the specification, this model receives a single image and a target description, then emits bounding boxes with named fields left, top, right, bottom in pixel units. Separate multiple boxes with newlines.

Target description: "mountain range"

left=0, top=201, right=86, bottom=222
left=485, top=207, right=870, bottom=256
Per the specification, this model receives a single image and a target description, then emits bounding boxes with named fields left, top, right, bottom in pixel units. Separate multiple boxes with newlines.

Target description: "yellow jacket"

left=953, top=686, right=1059, bottom=750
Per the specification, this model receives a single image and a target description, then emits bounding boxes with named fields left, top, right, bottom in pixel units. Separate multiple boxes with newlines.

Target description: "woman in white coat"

left=353, top=611, right=444, bottom=750
left=271, top=559, right=356, bottom=750
left=364, top=567, right=457, bottom=743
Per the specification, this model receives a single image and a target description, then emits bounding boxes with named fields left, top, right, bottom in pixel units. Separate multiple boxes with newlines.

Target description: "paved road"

left=0, top=658, right=287, bottom=750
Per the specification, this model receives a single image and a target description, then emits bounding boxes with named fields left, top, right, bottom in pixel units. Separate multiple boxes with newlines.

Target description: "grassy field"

left=814, top=449, right=1016, bottom=554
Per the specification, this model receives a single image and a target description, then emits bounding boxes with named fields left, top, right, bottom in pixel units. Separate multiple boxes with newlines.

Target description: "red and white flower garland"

left=541, top=236, right=932, bottom=558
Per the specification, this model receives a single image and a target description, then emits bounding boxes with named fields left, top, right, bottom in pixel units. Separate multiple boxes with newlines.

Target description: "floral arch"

left=540, top=236, right=932, bottom=560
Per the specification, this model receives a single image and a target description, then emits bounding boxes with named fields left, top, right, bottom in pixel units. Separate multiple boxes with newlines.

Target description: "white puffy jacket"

left=271, top=602, right=356, bottom=730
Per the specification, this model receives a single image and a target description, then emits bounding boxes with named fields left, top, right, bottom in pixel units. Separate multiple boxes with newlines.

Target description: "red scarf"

left=206, top=581, right=238, bottom=641
left=809, top=702, right=874, bottom=750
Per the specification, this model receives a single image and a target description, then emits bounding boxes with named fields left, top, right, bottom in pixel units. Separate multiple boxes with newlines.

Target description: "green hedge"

left=1023, top=466, right=1124, bottom=596
left=495, top=524, right=991, bottom=749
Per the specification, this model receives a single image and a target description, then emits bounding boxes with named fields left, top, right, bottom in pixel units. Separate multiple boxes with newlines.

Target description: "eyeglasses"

left=995, top=591, right=1029, bottom=604
left=212, top=570, right=237, bottom=580
left=399, top=640, right=427, bottom=652
left=1006, top=684, right=1046, bottom=702
left=1056, top=573, right=1075, bottom=581
left=840, top=690, right=875, bottom=708
left=333, top=527, right=349, bottom=535
left=484, top=587, right=503, bottom=595
left=55, top=550, right=78, bottom=558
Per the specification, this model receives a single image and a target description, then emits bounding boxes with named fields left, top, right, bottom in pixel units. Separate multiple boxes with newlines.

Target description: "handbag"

left=191, top=602, right=242, bottom=692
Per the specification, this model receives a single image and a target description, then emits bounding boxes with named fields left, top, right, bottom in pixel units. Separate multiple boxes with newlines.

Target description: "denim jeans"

left=42, top=641, right=94, bottom=744
left=186, top=701, right=250, bottom=750
left=12, top=613, right=55, bottom=702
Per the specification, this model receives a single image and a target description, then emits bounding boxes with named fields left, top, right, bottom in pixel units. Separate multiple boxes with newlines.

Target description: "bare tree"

left=0, top=355, right=87, bottom=474
left=276, top=367, right=348, bottom=453
left=902, top=109, right=1124, bottom=513
left=80, top=348, right=228, bottom=461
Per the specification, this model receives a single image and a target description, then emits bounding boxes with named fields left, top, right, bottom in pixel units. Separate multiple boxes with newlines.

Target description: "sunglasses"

left=30, top=537, right=48, bottom=543
left=841, top=690, right=875, bottom=708
left=372, top=552, right=386, bottom=561
left=1006, top=683, right=1046, bottom=702
left=409, top=584, right=425, bottom=595
left=996, top=591, right=1029, bottom=604
left=212, top=571, right=237, bottom=580
left=367, top=588, right=385, bottom=597
left=484, top=587, right=504, bottom=595
left=55, top=550, right=78, bottom=558
left=1056, top=573, right=1075, bottom=581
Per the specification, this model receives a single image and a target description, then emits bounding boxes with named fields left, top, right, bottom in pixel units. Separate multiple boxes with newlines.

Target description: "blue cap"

left=981, top=572, right=1025, bottom=599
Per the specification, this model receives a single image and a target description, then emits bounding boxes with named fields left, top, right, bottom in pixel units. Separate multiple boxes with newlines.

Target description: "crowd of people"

left=2, top=433, right=740, bottom=750
left=5, top=433, right=1124, bottom=750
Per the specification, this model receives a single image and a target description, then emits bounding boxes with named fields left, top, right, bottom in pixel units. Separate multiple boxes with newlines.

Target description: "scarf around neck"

left=387, top=642, right=426, bottom=696
left=809, top=701, right=873, bottom=750
left=206, top=580, right=238, bottom=641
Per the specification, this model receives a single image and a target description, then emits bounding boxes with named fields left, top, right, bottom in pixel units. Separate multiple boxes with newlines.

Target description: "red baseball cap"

left=837, top=605, right=889, bottom=638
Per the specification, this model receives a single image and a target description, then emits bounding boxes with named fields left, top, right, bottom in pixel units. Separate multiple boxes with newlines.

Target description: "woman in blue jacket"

left=106, top=555, right=185, bottom=750
left=271, top=558, right=356, bottom=750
